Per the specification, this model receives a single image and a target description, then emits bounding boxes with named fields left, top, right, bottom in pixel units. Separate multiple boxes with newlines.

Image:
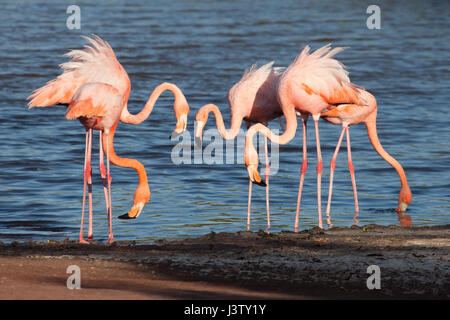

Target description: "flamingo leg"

left=99, top=131, right=110, bottom=221
left=105, top=130, right=114, bottom=244
left=345, top=127, right=359, bottom=217
left=326, top=126, right=346, bottom=227
left=86, top=129, right=93, bottom=240
left=264, top=135, right=270, bottom=233
left=247, top=179, right=252, bottom=231
left=294, top=115, right=308, bottom=233
left=79, top=130, right=90, bottom=244
left=246, top=120, right=253, bottom=232
left=312, top=114, right=323, bottom=229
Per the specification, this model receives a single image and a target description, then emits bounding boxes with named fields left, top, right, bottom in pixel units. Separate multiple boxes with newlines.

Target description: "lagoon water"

left=0, top=0, right=449, bottom=242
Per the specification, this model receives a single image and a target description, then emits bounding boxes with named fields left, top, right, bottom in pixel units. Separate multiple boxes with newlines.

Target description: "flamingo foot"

left=108, top=235, right=114, bottom=244
left=88, top=234, right=93, bottom=240
left=79, top=237, right=89, bottom=244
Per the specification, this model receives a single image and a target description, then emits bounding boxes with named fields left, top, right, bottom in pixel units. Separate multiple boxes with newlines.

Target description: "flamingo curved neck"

left=204, top=104, right=243, bottom=140
left=247, top=106, right=298, bottom=146
left=102, top=124, right=148, bottom=190
left=364, top=118, right=411, bottom=203
left=120, top=82, right=187, bottom=125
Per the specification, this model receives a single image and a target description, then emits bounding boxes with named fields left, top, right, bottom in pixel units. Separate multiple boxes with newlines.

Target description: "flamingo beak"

left=396, top=201, right=408, bottom=212
left=246, top=164, right=266, bottom=187
left=170, top=113, right=188, bottom=140
left=194, top=120, right=205, bottom=147
left=118, top=202, right=145, bottom=219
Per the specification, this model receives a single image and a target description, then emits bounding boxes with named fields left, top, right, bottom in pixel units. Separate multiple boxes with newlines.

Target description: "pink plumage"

left=27, top=35, right=190, bottom=243
left=281, top=44, right=366, bottom=112
left=27, top=35, right=130, bottom=108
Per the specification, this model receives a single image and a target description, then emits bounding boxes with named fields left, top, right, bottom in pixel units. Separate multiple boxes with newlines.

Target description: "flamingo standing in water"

left=245, top=44, right=412, bottom=231
left=321, top=90, right=412, bottom=226
left=27, top=35, right=189, bottom=243
left=195, top=62, right=284, bottom=231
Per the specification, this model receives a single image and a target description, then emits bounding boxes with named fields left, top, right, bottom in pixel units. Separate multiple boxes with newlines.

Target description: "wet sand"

left=0, top=224, right=448, bottom=300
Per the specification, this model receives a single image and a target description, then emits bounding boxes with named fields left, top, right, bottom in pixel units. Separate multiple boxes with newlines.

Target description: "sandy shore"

left=0, top=224, right=448, bottom=300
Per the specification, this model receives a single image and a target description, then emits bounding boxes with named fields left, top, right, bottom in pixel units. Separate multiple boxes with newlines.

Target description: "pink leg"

left=264, top=136, right=271, bottom=233
left=247, top=179, right=252, bottom=231
left=86, top=129, right=93, bottom=240
left=105, top=131, right=114, bottom=244
left=326, top=126, right=346, bottom=227
left=99, top=132, right=110, bottom=216
left=79, top=130, right=90, bottom=244
left=246, top=120, right=253, bottom=231
left=295, top=115, right=308, bottom=233
left=312, top=114, right=323, bottom=229
left=346, top=127, right=359, bottom=216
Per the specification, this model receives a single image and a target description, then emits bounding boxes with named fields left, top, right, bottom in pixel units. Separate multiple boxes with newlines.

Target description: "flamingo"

left=321, top=89, right=412, bottom=226
left=27, top=35, right=189, bottom=243
left=244, top=44, right=412, bottom=231
left=194, top=62, right=284, bottom=231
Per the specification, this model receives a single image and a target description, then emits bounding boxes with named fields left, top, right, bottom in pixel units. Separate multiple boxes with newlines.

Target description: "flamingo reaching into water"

left=245, top=44, right=411, bottom=231
left=27, top=35, right=189, bottom=243
left=321, top=89, right=412, bottom=226
left=194, top=62, right=284, bottom=231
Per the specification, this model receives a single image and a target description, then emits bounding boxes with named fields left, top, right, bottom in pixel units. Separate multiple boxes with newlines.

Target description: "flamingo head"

left=195, top=106, right=213, bottom=147
left=170, top=99, right=189, bottom=140
left=396, top=185, right=412, bottom=212
left=244, top=141, right=266, bottom=187
left=118, top=184, right=151, bottom=219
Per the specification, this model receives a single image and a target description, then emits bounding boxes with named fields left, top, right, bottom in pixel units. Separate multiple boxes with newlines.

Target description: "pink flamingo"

left=194, top=62, right=284, bottom=231
left=321, top=90, right=412, bottom=226
left=27, top=35, right=189, bottom=243
left=245, top=44, right=411, bottom=231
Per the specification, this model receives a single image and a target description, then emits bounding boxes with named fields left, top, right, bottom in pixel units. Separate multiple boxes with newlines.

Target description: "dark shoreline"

left=0, top=224, right=449, bottom=299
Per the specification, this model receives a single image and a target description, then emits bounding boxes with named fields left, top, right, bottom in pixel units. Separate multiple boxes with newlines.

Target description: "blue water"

left=0, top=0, right=449, bottom=242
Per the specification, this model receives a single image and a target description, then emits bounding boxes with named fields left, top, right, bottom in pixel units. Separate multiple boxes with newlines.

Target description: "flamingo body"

left=245, top=44, right=412, bottom=230
left=227, top=62, right=283, bottom=124
left=27, top=35, right=189, bottom=242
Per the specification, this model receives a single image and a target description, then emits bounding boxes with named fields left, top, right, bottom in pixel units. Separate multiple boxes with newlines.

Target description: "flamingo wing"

left=65, top=83, right=122, bottom=120
left=227, top=61, right=280, bottom=115
left=288, top=44, right=366, bottom=106
left=27, top=35, right=130, bottom=108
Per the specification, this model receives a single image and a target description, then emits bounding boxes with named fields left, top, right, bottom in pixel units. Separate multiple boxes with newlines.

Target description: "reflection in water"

left=353, top=211, right=359, bottom=226
left=397, top=211, right=413, bottom=227
left=327, top=209, right=412, bottom=228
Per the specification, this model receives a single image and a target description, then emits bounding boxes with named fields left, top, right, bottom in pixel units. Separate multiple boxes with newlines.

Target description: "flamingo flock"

left=28, top=35, right=412, bottom=243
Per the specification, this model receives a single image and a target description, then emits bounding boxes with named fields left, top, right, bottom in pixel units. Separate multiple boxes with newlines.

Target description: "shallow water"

left=0, top=0, right=449, bottom=242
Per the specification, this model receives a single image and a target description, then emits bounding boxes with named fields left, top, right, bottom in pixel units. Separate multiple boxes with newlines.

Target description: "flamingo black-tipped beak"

left=194, top=120, right=204, bottom=147
left=170, top=113, right=188, bottom=140
left=118, top=213, right=135, bottom=220
left=170, top=131, right=182, bottom=140
left=396, top=201, right=409, bottom=212
left=246, top=165, right=266, bottom=187
left=254, top=179, right=267, bottom=187
left=119, top=202, right=145, bottom=220
left=195, top=136, right=202, bottom=148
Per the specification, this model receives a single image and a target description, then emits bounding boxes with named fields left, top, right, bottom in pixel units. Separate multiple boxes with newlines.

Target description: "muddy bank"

left=0, top=224, right=449, bottom=299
